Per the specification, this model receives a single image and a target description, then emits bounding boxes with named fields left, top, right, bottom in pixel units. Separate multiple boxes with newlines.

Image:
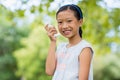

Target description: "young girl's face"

left=56, top=9, right=82, bottom=39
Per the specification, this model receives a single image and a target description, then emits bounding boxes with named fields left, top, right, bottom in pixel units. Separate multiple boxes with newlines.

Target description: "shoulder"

left=81, top=47, right=92, bottom=55
left=80, top=40, right=94, bottom=54
left=81, top=40, right=92, bottom=46
left=78, top=41, right=93, bottom=63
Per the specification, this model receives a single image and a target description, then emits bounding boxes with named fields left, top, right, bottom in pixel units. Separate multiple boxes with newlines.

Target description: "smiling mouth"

left=63, top=30, right=71, bottom=35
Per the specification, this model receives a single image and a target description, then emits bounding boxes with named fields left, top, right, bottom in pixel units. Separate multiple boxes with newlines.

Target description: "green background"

left=0, top=0, right=120, bottom=80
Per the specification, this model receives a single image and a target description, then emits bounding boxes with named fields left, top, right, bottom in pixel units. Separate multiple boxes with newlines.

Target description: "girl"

left=45, top=4, right=93, bottom=80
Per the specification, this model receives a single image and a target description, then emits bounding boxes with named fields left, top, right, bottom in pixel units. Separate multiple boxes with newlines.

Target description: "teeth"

left=63, top=30, right=71, bottom=32
left=63, top=30, right=71, bottom=35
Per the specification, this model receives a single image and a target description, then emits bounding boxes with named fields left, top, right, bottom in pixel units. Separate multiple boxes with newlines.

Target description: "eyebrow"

left=57, top=18, right=73, bottom=20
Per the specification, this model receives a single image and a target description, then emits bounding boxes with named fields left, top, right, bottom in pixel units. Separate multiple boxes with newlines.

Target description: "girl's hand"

left=45, top=24, right=57, bottom=42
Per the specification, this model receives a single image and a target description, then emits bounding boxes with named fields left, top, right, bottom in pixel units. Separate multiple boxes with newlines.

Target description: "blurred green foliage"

left=94, top=53, right=120, bottom=80
left=0, top=5, right=30, bottom=80
left=14, top=27, right=51, bottom=80
left=0, top=0, right=120, bottom=80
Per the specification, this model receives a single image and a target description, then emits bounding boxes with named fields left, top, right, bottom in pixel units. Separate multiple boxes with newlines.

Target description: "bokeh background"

left=0, top=0, right=120, bottom=80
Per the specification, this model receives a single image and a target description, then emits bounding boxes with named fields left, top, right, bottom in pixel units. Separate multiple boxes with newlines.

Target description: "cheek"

left=58, top=25, right=62, bottom=30
left=58, top=26, right=63, bottom=33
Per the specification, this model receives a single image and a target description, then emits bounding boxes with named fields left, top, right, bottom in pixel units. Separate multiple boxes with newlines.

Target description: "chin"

left=64, top=35, right=73, bottom=38
left=61, top=33, right=73, bottom=38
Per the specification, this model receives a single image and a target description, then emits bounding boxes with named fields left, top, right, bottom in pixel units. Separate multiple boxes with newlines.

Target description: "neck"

left=68, top=35, right=82, bottom=47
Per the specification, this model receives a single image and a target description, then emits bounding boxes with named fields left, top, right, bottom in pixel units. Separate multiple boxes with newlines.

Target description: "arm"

left=78, top=47, right=93, bottom=80
left=45, top=24, right=57, bottom=76
left=45, top=41, right=57, bottom=76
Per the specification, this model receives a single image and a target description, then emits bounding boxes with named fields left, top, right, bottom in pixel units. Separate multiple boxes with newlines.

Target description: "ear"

left=79, top=19, right=83, bottom=27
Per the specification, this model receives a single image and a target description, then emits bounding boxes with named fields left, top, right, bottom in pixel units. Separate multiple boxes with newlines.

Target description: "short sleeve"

left=79, top=40, right=94, bottom=55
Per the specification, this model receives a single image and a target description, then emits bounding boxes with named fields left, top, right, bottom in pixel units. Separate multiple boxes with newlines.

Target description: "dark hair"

left=56, top=4, right=83, bottom=38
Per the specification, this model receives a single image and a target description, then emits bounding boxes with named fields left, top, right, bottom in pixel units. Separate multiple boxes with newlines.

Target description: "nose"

left=62, top=22, right=68, bottom=29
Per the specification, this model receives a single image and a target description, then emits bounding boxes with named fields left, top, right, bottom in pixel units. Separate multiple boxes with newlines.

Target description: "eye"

left=67, top=20, right=72, bottom=22
left=58, top=21, right=62, bottom=24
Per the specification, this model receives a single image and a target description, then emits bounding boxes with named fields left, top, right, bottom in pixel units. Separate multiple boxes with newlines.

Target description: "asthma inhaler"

left=48, top=24, right=60, bottom=37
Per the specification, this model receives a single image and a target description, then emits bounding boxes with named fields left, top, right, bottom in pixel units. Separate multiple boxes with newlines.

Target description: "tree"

left=0, top=0, right=120, bottom=80
left=14, top=26, right=51, bottom=80
left=0, top=5, right=30, bottom=80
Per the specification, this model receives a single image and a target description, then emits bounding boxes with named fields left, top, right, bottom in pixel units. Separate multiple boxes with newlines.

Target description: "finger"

left=51, top=31, right=57, bottom=36
left=48, top=25, right=56, bottom=30
left=46, top=24, right=54, bottom=31
left=48, top=26, right=57, bottom=32
left=47, top=31, right=57, bottom=37
left=49, top=28, right=57, bottom=33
